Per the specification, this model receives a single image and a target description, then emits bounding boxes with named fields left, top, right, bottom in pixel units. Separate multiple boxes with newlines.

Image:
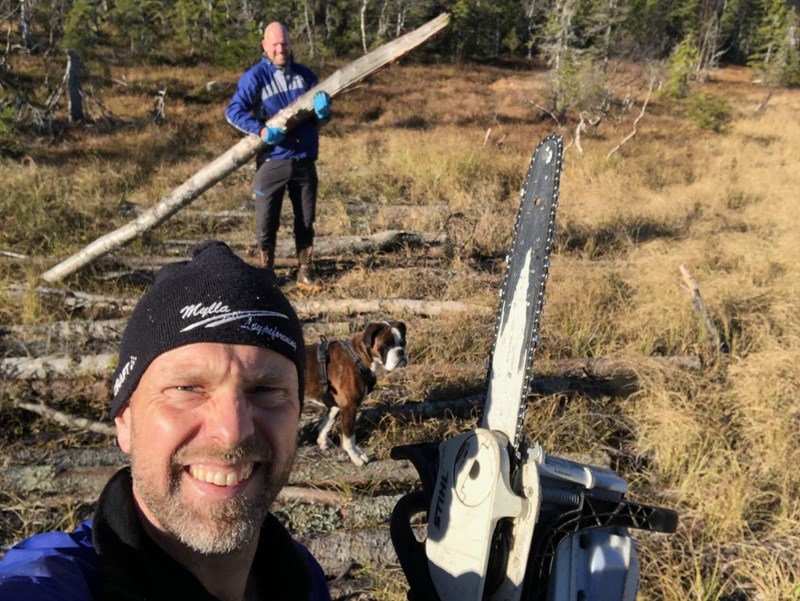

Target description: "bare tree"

left=524, top=0, right=537, bottom=59
left=360, top=0, right=369, bottom=53
left=19, top=0, right=32, bottom=49
left=66, top=50, right=84, bottom=124
left=544, top=0, right=576, bottom=71
left=696, top=0, right=726, bottom=78
left=303, top=0, right=316, bottom=58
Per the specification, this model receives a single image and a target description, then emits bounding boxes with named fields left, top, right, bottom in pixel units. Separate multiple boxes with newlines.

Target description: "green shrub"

left=664, top=35, right=699, bottom=99
left=0, top=105, right=14, bottom=136
left=213, top=36, right=260, bottom=70
left=688, top=92, right=732, bottom=133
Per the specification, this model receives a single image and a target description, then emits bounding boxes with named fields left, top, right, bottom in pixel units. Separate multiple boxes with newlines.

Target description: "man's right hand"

left=261, top=126, right=286, bottom=146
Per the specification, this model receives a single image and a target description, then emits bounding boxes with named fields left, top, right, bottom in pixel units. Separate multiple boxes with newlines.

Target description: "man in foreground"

left=0, top=240, right=331, bottom=601
left=226, top=22, right=331, bottom=291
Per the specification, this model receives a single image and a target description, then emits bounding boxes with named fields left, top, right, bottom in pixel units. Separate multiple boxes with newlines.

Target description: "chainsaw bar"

left=481, top=135, right=563, bottom=456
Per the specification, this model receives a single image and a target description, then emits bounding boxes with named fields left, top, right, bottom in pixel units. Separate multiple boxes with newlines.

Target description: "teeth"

left=189, top=463, right=254, bottom=487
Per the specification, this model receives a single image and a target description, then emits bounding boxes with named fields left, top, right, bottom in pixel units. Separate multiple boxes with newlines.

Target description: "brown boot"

left=296, top=247, right=321, bottom=291
left=258, top=244, right=275, bottom=271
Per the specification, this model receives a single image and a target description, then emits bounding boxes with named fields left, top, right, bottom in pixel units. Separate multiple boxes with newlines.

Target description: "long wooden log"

left=6, top=284, right=488, bottom=317
left=1, top=450, right=418, bottom=502
left=298, top=528, right=407, bottom=575
left=39, top=14, right=450, bottom=284
left=1, top=352, right=700, bottom=381
left=1, top=318, right=352, bottom=346
left=159, top=230, right=444, bottom=258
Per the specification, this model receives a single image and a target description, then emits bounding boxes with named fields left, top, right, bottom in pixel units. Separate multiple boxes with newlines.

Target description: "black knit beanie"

left=110, top=240, right=305, bottom=419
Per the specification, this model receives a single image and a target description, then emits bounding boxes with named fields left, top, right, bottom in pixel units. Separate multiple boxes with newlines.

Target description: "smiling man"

left=0, top=241, right=331, bottom=601
left=226, top=22, right=332, bottom=291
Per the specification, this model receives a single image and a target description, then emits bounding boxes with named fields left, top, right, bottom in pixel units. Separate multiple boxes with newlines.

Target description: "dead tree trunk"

left=39, top=13, right=450, bottom=284
left=680, top=264, right=727, bottom=354
left=20, top=0, right=33, bottom=50
left=66, top=50, right=84, bottom=124
left=360, top=0, right=369, bottom=53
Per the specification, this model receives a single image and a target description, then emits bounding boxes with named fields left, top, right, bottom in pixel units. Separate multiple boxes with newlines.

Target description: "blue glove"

left=261, top=126, right=286, bottom=146
left=313, top=92, right=331, bottom=120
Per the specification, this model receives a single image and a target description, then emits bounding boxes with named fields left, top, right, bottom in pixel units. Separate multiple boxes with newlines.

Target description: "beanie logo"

left=240, top=318, right=298, bottom=350
left=114, top=355, right=137, bottom=396
left=180, top=301, right=230, bottom=320
left=179, top=304, right=297, bottom=351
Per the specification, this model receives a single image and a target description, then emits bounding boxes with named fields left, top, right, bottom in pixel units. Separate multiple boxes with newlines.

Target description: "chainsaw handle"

left=390, top=490, right=440, bottom=601
left=390, top=442, right=443, bottom=601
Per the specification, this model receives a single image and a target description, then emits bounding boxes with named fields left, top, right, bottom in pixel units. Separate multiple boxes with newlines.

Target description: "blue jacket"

left=226, top=57, right=320, bottom=161
left=0, top=468, right=331, bottom=601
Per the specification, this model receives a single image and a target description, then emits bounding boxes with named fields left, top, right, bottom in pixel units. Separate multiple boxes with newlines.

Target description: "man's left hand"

left=313, top=92, right=331, bottom=121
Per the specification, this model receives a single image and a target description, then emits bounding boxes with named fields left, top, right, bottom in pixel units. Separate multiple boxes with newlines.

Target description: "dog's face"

left=364, top=320, right=407, bottom=371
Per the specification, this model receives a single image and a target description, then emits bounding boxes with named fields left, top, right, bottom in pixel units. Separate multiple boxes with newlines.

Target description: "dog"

left=304, top=320, right=407, bottom=466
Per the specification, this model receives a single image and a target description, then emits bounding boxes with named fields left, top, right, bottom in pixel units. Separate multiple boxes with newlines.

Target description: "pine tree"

left=62, top=0, right=99, bottom=53
left=109, top=0, right=160, bottom=56
left=749, top=0, right=800, bottom=85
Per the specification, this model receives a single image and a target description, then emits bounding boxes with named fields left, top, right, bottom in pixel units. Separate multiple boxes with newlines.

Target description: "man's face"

left=115, top=343, right=300, bottom=554
left=262, top=25, right=291, bottom=67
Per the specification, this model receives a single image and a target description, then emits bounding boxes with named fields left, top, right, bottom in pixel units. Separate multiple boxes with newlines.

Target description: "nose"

left=205, top=389, right=256, bottom=447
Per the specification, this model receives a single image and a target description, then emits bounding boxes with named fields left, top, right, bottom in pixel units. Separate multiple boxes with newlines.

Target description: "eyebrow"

left=249, top=366, right=295, bottom=385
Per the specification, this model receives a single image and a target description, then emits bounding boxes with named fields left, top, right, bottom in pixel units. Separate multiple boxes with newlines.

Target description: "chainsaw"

left=390, top=135, right=678, bottom=601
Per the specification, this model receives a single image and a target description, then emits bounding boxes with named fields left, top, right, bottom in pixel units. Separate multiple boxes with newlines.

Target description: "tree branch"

left=607, top=75, right=657, bottom=159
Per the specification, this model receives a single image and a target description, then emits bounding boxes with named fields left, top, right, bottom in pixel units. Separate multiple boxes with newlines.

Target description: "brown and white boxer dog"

left=304, top=320, right=407, bottom=466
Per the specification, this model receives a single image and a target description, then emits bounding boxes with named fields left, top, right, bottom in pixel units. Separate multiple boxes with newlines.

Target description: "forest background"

left=1, top=1, right=800, bottom=600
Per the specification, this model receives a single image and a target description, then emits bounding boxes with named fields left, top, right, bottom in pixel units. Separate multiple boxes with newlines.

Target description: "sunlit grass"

left=1, top=58, right=798, bottom=598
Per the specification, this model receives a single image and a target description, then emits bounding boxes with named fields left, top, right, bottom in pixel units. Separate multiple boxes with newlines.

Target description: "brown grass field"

left=1, top=56, right=799, bottom=600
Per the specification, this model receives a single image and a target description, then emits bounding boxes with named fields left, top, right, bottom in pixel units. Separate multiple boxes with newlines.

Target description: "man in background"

left=0, top=240, right=331, bottom=601
left=226, top=22, right=331, bottom=291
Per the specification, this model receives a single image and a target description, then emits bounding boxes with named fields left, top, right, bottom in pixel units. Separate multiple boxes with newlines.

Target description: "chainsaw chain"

left=486, top=135, right=563, bottom=458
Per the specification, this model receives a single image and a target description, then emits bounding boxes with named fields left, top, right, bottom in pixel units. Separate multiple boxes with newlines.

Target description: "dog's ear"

left=363, top=322, right=384, bottom=348
left=394, top=321, right=407, bottom=343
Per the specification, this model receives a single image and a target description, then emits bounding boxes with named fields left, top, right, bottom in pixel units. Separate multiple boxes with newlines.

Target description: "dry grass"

left=1, top=55, right=799, bottom=599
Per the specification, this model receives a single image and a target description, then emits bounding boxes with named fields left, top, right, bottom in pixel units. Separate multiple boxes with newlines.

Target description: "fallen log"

left=381, top=356, right=702, bottom=389
left=298, top=527, right=415, bottom=576
left=4, top=284, right=138, bottom=313
left=1, top=450, right=417, bottom=504
left=0, top=319, right=352, bottom=353
left=292, top=298, right=490, bottom=318
left=0, top=318, right=125, bottom=343
left=39, top=14, right=450, bottom=284
left=160, top=230, right=444, bottom=258
left=1, top=353, right=117, bottom=380
left=9, top=399, right=115, bottom=436
left=1, top=351, right=700, bottom=383
left=4, top=285, right=489, bottom=318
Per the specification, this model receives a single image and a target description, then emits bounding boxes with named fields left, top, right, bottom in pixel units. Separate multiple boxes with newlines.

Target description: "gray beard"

left=131, top=439, right=293, bottom=555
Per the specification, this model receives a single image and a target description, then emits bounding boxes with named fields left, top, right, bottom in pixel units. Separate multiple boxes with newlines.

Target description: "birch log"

left=40, top=13, right=450, bottom=284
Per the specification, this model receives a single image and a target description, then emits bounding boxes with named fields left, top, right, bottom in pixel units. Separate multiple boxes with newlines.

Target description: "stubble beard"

left=131, top=435, right=294, bottom=555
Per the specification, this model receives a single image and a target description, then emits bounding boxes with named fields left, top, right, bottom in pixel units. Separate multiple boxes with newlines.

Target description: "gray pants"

left=253, top=158, right=318, bottom=252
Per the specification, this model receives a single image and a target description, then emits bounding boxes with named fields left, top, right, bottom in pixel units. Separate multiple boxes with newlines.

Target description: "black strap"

left=316, top=337, right=336, bottom=408
left=341, top=340, right=378, bottom=394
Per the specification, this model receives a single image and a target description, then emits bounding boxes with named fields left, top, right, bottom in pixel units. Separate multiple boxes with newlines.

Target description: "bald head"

left=262, top=22, right=291, bottom=66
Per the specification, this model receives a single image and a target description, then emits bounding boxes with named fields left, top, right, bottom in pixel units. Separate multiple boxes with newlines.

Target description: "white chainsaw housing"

left=426, top=428, right=538, bottom=601
left=426, top=431, right=640, bottom=601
